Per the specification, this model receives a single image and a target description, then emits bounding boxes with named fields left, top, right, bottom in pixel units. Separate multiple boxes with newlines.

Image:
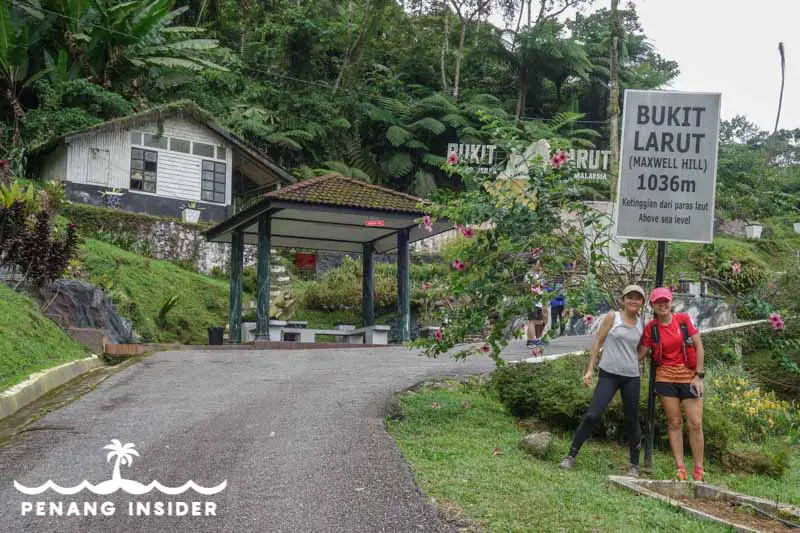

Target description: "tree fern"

left=387, top=152, right=413, bottom=177
left=410, top=170, right=437, bottom=197
left=441, top=113, right=472, bottom=128
left=423, top=153, right=446, bottom=166
left=408, top=117, right=446, bottom=135
left=405, top=139, right=429, bottom=151
left=386, top=125, right=412, bottom=147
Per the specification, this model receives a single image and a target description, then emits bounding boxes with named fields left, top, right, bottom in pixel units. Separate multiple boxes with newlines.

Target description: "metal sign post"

left=614, top=89, right=721, bottom=472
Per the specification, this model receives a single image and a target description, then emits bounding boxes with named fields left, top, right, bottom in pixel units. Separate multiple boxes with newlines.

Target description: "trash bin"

left=208, top=327, right=225, bottom=346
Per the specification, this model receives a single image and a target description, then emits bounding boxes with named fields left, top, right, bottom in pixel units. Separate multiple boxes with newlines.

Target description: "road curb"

left=0, top=355, right=106, bottom=420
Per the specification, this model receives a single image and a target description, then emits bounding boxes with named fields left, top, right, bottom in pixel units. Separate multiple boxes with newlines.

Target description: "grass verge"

left=386, top=383, right=799, bottom=532
left=80, top=239, right=241, bottom=343
left=0, top=284, right=89, bottom=391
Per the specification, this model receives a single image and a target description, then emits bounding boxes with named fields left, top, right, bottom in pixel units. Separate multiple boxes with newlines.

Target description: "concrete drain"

left=609, top=476, right=800, bottom=532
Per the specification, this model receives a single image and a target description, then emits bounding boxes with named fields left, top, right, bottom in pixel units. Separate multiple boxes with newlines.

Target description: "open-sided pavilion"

left=203, top=174, right=452, bottom=344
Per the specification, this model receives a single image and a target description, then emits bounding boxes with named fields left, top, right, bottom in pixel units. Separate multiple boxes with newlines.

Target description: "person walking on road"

left=638, top=287, right=706, bottom=482
left=559, top=285, right=646, bottom=476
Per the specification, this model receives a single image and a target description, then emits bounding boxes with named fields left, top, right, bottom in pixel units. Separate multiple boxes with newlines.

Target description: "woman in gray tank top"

left=559, top=285, right=646, bottom=476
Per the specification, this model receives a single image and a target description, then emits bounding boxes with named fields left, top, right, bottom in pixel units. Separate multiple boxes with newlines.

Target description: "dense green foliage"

left=2, top=0, right=681, bottom=197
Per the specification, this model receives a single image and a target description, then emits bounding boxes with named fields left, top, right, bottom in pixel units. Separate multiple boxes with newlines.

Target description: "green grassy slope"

left=0, top=285, right=89, bottom=390
left=79, top=239, right=238, bottom=344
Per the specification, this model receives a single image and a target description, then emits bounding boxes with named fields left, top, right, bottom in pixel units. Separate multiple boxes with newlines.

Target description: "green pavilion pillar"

left=255, top=214, right=271, bottom=341
left=362, top=243, right=375, bottom=327
left=229, top=227, right=244, bottom=344
left=397, top=228, right=410, bottom=341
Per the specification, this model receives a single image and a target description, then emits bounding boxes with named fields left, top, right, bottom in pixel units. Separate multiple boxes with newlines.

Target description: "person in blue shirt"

left=549, top=285, right=566, bottom=337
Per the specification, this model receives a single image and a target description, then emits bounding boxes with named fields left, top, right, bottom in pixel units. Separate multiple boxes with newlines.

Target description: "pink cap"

left=649, top=287, right=673, bottom=303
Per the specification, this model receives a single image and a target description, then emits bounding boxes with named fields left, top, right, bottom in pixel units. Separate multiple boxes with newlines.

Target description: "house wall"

left=39, top=145, right=68, bottom=181
left=63, top=117, right=233, bottom=207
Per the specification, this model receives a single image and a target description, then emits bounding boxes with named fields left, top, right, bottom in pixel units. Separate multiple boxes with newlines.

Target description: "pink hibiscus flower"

left=550, top=150, right=569, bottom=169
left=421, top=215, right=433, bottom=232
left=447, top=152, right=459, bottom=165
left=480, top=344, right=491, bottom=354
left=451, top=259, right=466, bottom=271
left=434, top=329, right=443, bottom=342
left=732, top=262, right=741, bottom=275
left=531, top=285, right=544, bottom=295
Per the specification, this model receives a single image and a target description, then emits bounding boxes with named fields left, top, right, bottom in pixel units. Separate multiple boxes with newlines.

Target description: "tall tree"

left=608, top=0, right=620, bottom=199
left=448, top=0, right=491, bottom=98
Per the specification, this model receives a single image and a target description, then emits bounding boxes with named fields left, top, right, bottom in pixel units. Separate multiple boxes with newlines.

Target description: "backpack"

left=647, top=313, right=697, bottom=369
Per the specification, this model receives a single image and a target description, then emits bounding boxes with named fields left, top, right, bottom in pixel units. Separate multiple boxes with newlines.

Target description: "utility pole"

left=608, top=0, right=620, bottom=200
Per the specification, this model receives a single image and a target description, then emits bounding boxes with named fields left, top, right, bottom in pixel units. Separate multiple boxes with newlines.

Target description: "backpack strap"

left=676, top=314, right=692, bottom=344
left=647, top=318, right=661, bottom=365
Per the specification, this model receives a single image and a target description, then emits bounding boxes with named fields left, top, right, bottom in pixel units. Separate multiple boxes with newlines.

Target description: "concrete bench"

left=280, top=325, right=392, bottom=344
left=245, top=322, right=390, bottom=344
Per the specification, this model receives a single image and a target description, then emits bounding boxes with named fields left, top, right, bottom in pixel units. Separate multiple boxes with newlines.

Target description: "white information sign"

left=614, top=90, right=721, bottom=243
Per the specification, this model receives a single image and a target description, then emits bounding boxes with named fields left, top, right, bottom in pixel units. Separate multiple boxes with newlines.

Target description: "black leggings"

left=569, top=368, right=641, bottom=465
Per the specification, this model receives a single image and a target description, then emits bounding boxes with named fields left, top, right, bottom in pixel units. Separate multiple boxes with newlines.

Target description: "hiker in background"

left=560, top=285, right=646, bottom=477
left=525, top=259, right=548, bottom=349
left=549, top=284, right=566, bottom=337
left=638, top=287, right=706, bottom=482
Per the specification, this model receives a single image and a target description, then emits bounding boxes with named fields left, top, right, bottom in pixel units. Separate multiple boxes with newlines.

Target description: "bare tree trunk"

left=608, top=0, right=620, bottom=201
left=527, top=0, right=531, bottom=27
left=453, top=20, right=466, bottom=98
left=440, top=6, right=450, bottom=92
left=515, top=68, right=527, bottom=119
left=774, top=42, right=786, bottom=135
left=333, top=0, right=370, bottom=96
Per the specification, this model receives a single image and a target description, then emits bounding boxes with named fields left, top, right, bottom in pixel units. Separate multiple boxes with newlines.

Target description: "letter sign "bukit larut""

left=614, top=90, right=721, bottom=243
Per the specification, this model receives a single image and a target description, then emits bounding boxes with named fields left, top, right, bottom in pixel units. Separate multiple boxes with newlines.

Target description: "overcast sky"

left=491, top=0, right=797, bottom=132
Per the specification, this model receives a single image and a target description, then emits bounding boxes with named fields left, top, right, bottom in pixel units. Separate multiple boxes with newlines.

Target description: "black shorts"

left=655, top=381, right=702, bottom=399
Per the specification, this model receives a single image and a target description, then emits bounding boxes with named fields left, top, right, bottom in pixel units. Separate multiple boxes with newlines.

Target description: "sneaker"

left=676, top=465, right=688, bottom=481
left=559, top=456, right=576, bottom=469
left=692, top=465, right=704, bottom=482
left=525, top=340, right=535, bottom=347
left=626, top=464, right=640, bottom=478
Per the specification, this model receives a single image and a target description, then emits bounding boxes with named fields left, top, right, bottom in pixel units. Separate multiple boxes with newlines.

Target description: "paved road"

left=0, top=336, right=592, bottom=533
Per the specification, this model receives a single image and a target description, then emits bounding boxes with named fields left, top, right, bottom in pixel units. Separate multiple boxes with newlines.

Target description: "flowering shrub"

left=707, top=367, right=799, bottom=444
left=410, top=127, right=609, bottom=364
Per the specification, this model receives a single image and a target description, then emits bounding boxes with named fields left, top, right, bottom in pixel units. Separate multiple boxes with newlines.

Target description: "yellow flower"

left=748, top=407, right=757, bottom=415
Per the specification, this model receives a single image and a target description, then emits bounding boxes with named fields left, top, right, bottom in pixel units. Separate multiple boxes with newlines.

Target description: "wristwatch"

left=696, top=371, right=705, bottom=379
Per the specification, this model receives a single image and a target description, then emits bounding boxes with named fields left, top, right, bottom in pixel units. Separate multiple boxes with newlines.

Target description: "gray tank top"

left=598, top=312, right=644, bottom=377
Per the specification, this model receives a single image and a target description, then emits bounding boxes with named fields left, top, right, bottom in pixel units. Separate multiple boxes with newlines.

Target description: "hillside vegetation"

left=78, top=239, right=238, bottom=344
left=0, top=285, right=88, bottom=390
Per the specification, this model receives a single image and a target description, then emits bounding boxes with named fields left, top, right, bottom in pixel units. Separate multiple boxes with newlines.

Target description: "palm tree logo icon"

left=14, top=439, right=227, bottom=496
left=105, top=439, right=139, bottom=483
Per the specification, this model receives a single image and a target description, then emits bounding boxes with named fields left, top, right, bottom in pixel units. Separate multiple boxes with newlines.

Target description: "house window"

left=193, top=142, right=215, bottom=158
left=143, top=133, right=168, bottom=150
left=201, top=160, right=226, bottom=203
left=170, top=138, right=191, bottom=153
left=130, top=132, right=142, bottom=145
left=216, top=146, right=227, bottom=160
left=130, top=148, right=158, bottom=193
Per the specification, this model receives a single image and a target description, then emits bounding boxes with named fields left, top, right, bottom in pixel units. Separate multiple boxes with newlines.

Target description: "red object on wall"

left=294, top=252, right=317, bottom=271
left=365, top=220, right=385, bottom=227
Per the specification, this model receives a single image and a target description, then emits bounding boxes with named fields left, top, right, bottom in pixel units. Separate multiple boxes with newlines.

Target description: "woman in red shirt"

left=638, top=288, right=706, bottom=481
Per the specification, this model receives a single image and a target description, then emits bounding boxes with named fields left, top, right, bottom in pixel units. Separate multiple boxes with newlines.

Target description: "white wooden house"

left=29, top=102, right=295, bottom=222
